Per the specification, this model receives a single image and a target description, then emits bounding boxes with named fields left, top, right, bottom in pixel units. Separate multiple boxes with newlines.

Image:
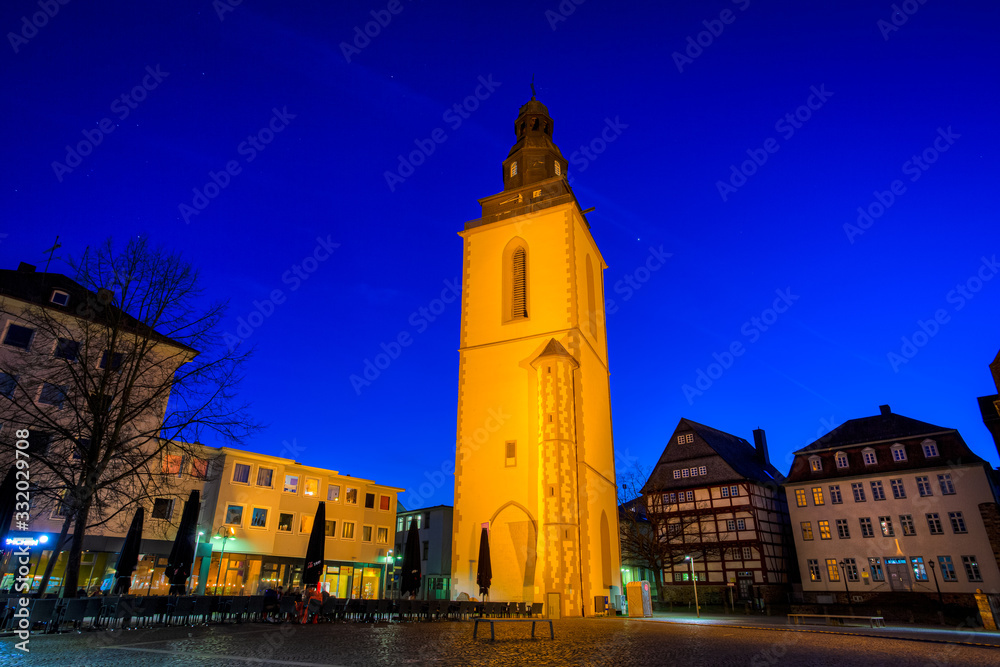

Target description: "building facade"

left=785, top=405, right=1000, bottom=605
left=640, top=419, right=794, bottom=604
left=450, top=96, right=622, bottom=617
left=393, top=505, right=453, bottom=600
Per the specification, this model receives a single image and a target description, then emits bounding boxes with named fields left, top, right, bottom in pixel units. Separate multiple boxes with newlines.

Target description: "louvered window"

left=511, top=247, right=527, bottom=319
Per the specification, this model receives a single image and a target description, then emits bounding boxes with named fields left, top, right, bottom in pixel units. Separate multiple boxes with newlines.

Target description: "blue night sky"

left=2, top=0, right=998, bottom=507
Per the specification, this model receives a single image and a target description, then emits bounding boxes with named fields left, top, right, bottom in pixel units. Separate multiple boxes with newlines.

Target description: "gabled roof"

left=796, top=411, right=950, bottom=453
left=643, top=418, right=782, bottom=493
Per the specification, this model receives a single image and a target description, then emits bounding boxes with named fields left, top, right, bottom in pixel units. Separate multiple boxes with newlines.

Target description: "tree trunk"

left=60, top=496, right=93, bottom=598
left=34, top=518, right=72, bottom=598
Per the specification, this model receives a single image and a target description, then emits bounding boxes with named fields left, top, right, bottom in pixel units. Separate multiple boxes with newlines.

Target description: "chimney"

left=752, top=428, right=769, bottom=466
left=879, top=405, right=891, bottom=416
left=17, top=262, right=35, bottom=272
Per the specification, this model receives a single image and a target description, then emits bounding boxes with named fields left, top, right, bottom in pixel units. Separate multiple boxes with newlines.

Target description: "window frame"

left=283, top=474, right=299, bottom=494
left=38, top=382, right=68, bottom=409
left=277, top=512, right=295, bottom=533
left=829, top=485, right=842, bottom=504
left=249, top=506, right=270, bottom=529
left=224, top=503, right=245, bottom=527
left=801, top=522, right=814, bottom=540
left=891, top=444, right=907, bottom=462
left=900, top=514, right=916, bottom=536
left=926, top=512, right=943, bottom=535
left=256, top=466, right=274, bottom=488
left=303, top=477, right=321, bottom=498
left=809, top=456, right=822, bottom=472
left=362, top=524, right=374, bottom=543
left=2, top=323, right=35, bottom=350
left=859, top=517, right=875, bottom=538
left=231, top=461, right=252, bottom=485
left=835, top=452, right=848, bottom=468
left=819, top=520, right=832, bottom=540
left=342, top=521, right=356, bottom=540
left=345, top=487, right=359, bottom=505
left=862, top=447, right=877, bottom=465
left=812, top=487, right=824, bottom=505
left=922, top=439, right=939, bottom=458
left=151, top=498, right=175, bottom=521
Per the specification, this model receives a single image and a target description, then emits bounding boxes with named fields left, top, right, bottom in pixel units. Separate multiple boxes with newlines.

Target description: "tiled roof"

left=796, top=411, right=949, bottom=452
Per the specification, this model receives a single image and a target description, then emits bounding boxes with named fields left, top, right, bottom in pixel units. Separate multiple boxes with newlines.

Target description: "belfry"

left=450, top=93, right=621, bottom=616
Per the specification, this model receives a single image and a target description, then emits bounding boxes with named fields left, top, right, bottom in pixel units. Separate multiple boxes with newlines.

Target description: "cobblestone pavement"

left=3, top=617, right=999, bottom=666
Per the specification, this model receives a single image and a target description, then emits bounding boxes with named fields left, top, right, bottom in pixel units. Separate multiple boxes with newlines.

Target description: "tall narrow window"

left=511, top=247, right=527, bottom=319
left=585, top=255, right=597, bottom=338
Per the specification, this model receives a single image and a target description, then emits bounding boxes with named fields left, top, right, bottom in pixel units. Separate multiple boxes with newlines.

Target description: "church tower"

left=450, top=94, right=621, bottom=617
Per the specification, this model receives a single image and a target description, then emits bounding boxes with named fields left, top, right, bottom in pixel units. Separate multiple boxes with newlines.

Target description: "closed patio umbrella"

left=302, top=501, right=325, bottom=587
left=165, top=490, right=200, bottom=594
left=400, top=519, right=421, bottom=598
left=476, top=527, right=492, bottom=600
left=113, top=507, right=144, bottom=594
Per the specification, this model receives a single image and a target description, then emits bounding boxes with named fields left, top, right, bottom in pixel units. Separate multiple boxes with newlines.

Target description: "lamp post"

left=928, top=558, right=943, bottom=606
left=685, top=556, right=700, bottom=618
left=838, top=560, right=853, bottom=615
left=212, top=526, right=234, bottom=594
left=188, top=531, right=204, bottom=595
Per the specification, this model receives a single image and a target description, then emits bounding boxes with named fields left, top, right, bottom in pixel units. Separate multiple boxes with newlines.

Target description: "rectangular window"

left=328, top=484, right=340, bottom=502
left=812, top=487, right=824, bottom=505
left=911, top=557, right=928, bottom=582
left=152, top=498, right=174, bottom=520
left=916, top=476, right=932, bottom=497
left=851, top=483, right=866, bottom=502
left=3, top=324, right=34, bottom=349
left=505, top=441, right=516, bottom=466
left=938, top=556, right=957, bottom=582
left=808, top=559, right=821, bottom=582
left=810, top=458, right=822, bottom=472
left=0, top=372, right=17, bottom=398
left=673, top=470, right=681, bottom=479
left=686, top=491, right=694, bottom=502
left=423, top=541, right=430, bottom=561
left=727, top=519, right=737, bottom=531
left=892, top=446, right=907, bottom=462
left=345, top=487, right=358, bottom=505
left=325, top=520, right=337, bottom=537
left=863, top=450, right=877, bottom=465
left=890, top=478, right=906, bottom=499
left=829, top=485, right=842, bottom=504
left=38, top=382, right=68, bottom=408
left=342, top=522, right=355, bottom=539
left=250, top=507, right=268, bottom=528
left=190, top=457, right=208, bottom=479
left=962, top=556, right=982, bottom=582
left=300, top=514, right=314, bottom=534
left=870, top=481, right=886, bottom=501
left=923, top=442, right=939, bottom=458
left=948, top=512, right=967, bottom=534
left=380, top=495, right=391, bottom=511
left=859, top=517, right=874, bottom=538
left=283, top=475, right=298, bottom=494
left=900, top=514, right=916, bottom=536
left=304, top=478, right=320, bottom=497
left=232, top=462, right=251, bottom=484
left=926, top=513, right=943, bottom=535
left=869, top=557, right=884, bottom=582
left=844, top=558, right=859, bottom=582
left=54, top=338, right=80, bottom=361
left=795, top=489, right=807, bottom=507
left=698, top=465, right=707, bottom=475
left=836, top=519, right=850, bottom=539
left=800, top=522, right=814, bottom=540
left=819, top=520, right=832, bottom=540
left=256, top=467, right=274, bottom=488
left=682, top=468, right=689, bottom=478
left=277, top=512, right=294, bottom=532
left=362, top=525, right=373, bottom=543
left=743, top=547, right=752, bottom=560
left=225, top=504, right=244, bottom=526
left=938, top=474, right=955, bottom=495
left=99, top=351, right=123, bottom=371
left=730, top=485, right=739, bottom=497
left=163, top=454, right=183, bottom=475
left=721, top=486, right=730, bottom=498
left=879, top=516, right=894, bottom=537
left=826, top=559, right=840, bottom=582
left=365, top=493, right=376, bottom=509
left=377, top=527, right=389, bottom=543
left=736, top=518, right=746, bottom=530
left=397, top=517, right=404, bottom=532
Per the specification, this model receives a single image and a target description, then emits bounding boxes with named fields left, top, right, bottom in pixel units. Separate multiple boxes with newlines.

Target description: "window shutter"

left=511, top=247, right=527, bottom=318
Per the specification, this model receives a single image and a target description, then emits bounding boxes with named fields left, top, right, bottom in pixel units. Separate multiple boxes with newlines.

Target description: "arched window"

left=510, top=162, right=517, bottom=177
left=502, top=238, right=529, bottom=323
left=585, top=255, right=597, bottom=338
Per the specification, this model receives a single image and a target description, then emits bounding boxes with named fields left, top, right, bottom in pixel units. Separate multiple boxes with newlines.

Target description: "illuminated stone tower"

left=450, top=95, right=621, bottom=617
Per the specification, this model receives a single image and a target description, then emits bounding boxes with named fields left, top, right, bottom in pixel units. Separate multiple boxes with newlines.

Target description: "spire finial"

left=530, top=74, right=535, bottom=100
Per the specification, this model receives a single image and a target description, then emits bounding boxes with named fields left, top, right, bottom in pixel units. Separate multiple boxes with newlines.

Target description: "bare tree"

left=0, top=237, right=259, bottom=597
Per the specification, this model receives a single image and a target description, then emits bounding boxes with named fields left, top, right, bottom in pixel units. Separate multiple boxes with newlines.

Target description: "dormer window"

left=835, top=452, right=848, bottom=469
left=921, top=439, right=939, bottom=458
left=891, top=444, right=907, bottom=462
left=50, top=290, right=69, bottom=306
left=862, top=448, right=877, bottom=465
left=809, top=456, right=822, bottom=472
left=510, top=162, right=517, bottom=177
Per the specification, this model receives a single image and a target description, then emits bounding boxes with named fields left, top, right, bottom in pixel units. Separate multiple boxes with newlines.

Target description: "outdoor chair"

left=138, top=596, right=167, bottom=628
left=0, top=596, right=18, bottom=630
left=362, top=599, right=378, bottom=622
left=396, top=599, right=411, bottom=621
left=457, top=600, right=475, bottom=620
left=305, top=597, right=323, bottom=624
left=319, top=597, right=337, bottom=622
left=168, top=596, right=195, bottom=625
left=376, top=598, right=391, bottom=622
left=24, top=598, right=58, bottom=634
left=278, top=596, right=298, bottom=622
left=192, top=595, right=213, bottom=624
left=246, top=595, right=264, bottom=622
left=345, top=598, right=363, bottom=621
left=108, top=596, right=138, bottom=630
left=529, top=602, right=543, bottom=617
left=213, top=595, right=233, bottom=622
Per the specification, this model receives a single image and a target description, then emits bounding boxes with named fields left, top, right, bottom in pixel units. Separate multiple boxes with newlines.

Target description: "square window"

left=365, top=493, right=376, bottom=509
left=225, top=504, right=244, bottom=526
left=304, top=478, right=320, bottom=497
left=284, top=475, right=298, bottom=494
left=685, top=433, right=694, bottom=443
left=677, top=435, right=684, bottom=444
left=345, top=487, right=358, bottom=505
left=342, top=521, right=355, bottom=540
left=325, top=520, right=337, bottom=537
left=362, top=525, right=373, bottom=542
left=949, top=512, right=967, bottom=534
left=379, top=495, right=391, bottom=511
left=377, top=527, right=389, bottom=543
left=256, top=467, right=274, bottom=488
left=916, top=476, right=932, bottom=497
left=879, top=516, right=894, bottom=537
left=829, top=485, right=842, bottom=504
left=39, top=382, right=68, bottom=408
left=673, top=470, right=681, bottom=479
left=938, top=556, right=957, bottom=582
left=232, top=463, right=251, bottom=485
left=328, top=484, right=341, bottom=502
left=962, top=556, right=982, bottom=582
left=686, top=491, right=694, bottom=502
left=926, top=513, right=943, bottom=535
left=99, top=351, right=123, bottom=371
left=801, top=522, right=814, bottom=540
left=698, top=466, right=707, bottom=475
left=819, top=520, right=832, bottom=540
left=50, top=290, right=69, bottom=306
left=900, top=514, right=916, bottom=536
left=859, top=517, right=874, bottom=538
left=870, top=481, right=886, bottom=501
left=938, top=474, right=955, bottom=495
left=300, top=514, right=314, bottom=534
left=152, top=498, right=174, bottom=520
left=163, top=454, right=183, bottom=476
left=0, top=372, right=17, bottom=399
left=190, top=457, right=208, bottom=479
left=54, top=338, right=80, bottom=361
left=3, top=324, right=34, bottom=350
left=277, top=513, right=294, bottom=532
left=890, top=479, right=906, bottom=499
left=250, top=507, right=268, bottom=528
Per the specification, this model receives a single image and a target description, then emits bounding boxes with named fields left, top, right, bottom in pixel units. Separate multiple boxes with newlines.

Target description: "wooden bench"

left=473, top=618, right=554, bottom=641
left=787, top=613, right=885, bottom=628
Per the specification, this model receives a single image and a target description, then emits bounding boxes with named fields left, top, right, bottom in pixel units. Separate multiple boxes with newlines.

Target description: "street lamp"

left=928, top=558, right=943, bottom=606
left=684, top=556, right=700, bottom=618
left=837, top=560, right=853, bottom=614
left=212, top=526, right=234, bottom=594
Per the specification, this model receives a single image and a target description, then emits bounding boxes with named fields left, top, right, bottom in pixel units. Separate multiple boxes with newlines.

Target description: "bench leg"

left=531, top=621, right=535, bottom=639
left=490, top=621, right=494, bottom=642
left=548, top=621, right=554, bottom=640
left=473, top=619, right=478, bottom=639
